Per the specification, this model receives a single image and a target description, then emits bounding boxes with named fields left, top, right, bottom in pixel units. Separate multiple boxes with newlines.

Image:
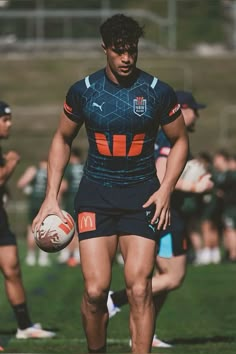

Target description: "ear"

left=101, top=42, right=107, bottom=54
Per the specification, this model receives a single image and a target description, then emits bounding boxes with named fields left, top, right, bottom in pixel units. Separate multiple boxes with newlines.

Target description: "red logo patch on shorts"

left=78, top=212, right=96, bottom=233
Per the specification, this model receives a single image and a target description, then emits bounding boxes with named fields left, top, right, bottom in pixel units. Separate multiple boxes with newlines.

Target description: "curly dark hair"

left=100, top=14, right=144, bottom=49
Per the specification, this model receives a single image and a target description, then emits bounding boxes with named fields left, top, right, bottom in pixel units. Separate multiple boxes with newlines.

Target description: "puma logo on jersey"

left=92, top=102, right=105, bottom=111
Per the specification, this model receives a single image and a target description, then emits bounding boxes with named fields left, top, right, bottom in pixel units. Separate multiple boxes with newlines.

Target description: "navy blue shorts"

left=0, top=207, right=17, bottom=246
left=157, top=208, right=187, bottom=258
left=74, top=176, right=161, bottom=241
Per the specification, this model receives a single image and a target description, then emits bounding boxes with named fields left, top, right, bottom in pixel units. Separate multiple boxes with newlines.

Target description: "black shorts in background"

left=0, top=206, right=17, bottom=246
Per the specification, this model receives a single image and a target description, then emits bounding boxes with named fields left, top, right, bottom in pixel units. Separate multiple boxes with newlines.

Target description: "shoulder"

left=67, top=69, right=105, bottom=96
left=156, top=79, right=176, bottom=96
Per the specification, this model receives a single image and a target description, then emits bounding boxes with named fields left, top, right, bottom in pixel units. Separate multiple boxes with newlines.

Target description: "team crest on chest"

left=133, top=96, right=147, bottom=116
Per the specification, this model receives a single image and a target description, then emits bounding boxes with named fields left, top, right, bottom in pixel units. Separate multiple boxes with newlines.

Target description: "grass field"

left=0, top=240, right=236, bottom=354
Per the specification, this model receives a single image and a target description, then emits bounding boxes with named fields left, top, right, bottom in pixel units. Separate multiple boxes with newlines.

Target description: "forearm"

left=161, top=134, right=189, bottom=192
left=46, top=132, right=71, bottom=200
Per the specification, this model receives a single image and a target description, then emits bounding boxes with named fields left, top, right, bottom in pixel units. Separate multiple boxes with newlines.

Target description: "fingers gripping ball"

left=34, top=210, right=75, bottom=253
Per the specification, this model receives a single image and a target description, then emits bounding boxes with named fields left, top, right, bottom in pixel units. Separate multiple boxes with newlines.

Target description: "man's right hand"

left=32, top=198, right=67, bottom=233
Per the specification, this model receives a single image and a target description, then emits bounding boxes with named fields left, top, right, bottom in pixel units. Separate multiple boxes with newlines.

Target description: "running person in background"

left=196, top=151, right=222, bottom=265
left=58, top=146, right=84, bottom=266
left=213, top=150, right=236, bottom=262
left=33, top=14, right=189, bottom=353
left=107, top=91, right=213, bottom=348
left=17, top=158, right=50, bottom=266
left=0, top=101, right=55, bottom=340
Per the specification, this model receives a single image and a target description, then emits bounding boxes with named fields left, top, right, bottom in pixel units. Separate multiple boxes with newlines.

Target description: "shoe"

left=210, top=247, right=221, bottom=264
left=107, top=291, right=121, bottom=318
left=16, top=323, right=56, bottom=339
left=67, top=257, right=79, bottom=267
left=129, top=335, right=172, bottom=348
left=25, top=253, right=36, bottom=266
left=38, top=256, right=51, bottom=267
left=152, top=334, right=172, bottom=348
left=116, top=253, right=124, bottom=266
left=58, top=248, right=70, bottom=263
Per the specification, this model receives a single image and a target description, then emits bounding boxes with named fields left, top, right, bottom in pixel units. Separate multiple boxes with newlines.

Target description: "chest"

left=82, top=81, right=160, bottom=132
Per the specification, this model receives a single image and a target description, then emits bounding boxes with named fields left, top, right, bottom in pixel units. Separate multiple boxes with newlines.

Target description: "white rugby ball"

left=180, top=159, right=207, bottom=183
left=34, top=210, right=75, bottom=253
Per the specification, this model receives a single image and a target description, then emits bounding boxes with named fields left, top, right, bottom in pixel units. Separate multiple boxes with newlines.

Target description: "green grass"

left=1, top=240, right=236, bottom=353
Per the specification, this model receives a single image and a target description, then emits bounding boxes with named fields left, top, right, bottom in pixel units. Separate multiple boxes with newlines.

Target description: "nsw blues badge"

left=133, top=96, right=147, bottom=116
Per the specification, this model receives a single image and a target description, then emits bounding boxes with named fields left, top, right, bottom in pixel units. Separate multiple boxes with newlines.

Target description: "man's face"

left=181, top=108, right=199, bottom=133
left=0, top=115, right=12, bottom=139
left=103, top=42, right=138, bottom=81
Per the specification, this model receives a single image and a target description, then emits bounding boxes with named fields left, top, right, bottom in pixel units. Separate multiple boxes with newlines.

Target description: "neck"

left=105, top=66, right=138, bottom=87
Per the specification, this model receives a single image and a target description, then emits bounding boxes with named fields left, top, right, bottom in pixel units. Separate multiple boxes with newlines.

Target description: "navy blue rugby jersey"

left=63, top=68, right=181, bottom=186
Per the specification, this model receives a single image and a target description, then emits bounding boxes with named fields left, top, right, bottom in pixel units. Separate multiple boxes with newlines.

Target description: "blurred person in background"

left=32, top=14, right=189, bottom=353
left=213, top=149, right=236, bottom=262
left=17, top=158, right=50, bottom=266
left=58, top=146, right=84, bottom=266
left=0, top=100, right=55, bottom=339
left=196, top=151, right=222, bottom=265
left=107, top=90, right=213, bottom=348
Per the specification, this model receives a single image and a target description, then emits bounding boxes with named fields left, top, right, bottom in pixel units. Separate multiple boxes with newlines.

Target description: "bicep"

left=56, top=112, right=82, bottom=144
left=162, top=114, right=187, bottom=145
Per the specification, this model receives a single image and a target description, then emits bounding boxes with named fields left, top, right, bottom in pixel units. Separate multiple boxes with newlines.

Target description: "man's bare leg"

left=120, top=235, right=156, bottom=353
left=80, top=235, right=118, bottom=352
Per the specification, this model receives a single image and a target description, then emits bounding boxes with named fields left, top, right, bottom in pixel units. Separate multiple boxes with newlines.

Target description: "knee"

left=126, top=280, right=150, bottom=306
left=2, top=263, right=21, bottom=282
left=85, top=284, right=107, bottom=309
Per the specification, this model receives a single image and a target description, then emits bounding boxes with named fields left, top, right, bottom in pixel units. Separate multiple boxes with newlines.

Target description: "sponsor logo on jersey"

left=78, top=212, right=96, bottom=233
left=168, top=103, right=180, bottom=117
left=133, top=96, right=147, bottom=116
left=92, top=102, right=105, bottom=112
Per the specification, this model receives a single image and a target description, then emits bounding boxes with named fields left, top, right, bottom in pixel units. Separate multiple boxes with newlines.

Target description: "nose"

left=121, top=52, right=131, bottom=63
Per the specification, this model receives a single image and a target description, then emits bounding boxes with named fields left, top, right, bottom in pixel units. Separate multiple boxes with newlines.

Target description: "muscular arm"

left=161, top=114, right=189, bottom=193
left=32, top=113, right=80, bottom=229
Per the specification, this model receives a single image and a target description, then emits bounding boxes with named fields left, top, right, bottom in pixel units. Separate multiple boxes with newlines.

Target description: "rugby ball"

left=180, top=159, right=207, bottom=182
left=34, top=210, right=75, bottom=253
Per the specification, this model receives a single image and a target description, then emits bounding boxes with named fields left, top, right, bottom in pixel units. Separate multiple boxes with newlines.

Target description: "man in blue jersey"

left=0, top=101, right=56, bottom=340
left=33, top=14, right=189, bottom=353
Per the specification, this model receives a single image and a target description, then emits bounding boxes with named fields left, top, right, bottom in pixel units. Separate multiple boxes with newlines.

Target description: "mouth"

left=119, top=66, right=132, bottom=73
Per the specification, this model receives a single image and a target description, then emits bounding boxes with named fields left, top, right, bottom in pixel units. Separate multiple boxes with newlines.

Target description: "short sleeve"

left=159, top=84, right=181, bottom=126
left=63, top=84, right=85, bottom=125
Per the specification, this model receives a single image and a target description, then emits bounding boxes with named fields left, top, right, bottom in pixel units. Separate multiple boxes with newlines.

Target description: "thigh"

left=156, top=254, right=186, bottom=279
left=79, top=235, right=118, bottom=290
left=119, top=235, right=156, bottom=286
